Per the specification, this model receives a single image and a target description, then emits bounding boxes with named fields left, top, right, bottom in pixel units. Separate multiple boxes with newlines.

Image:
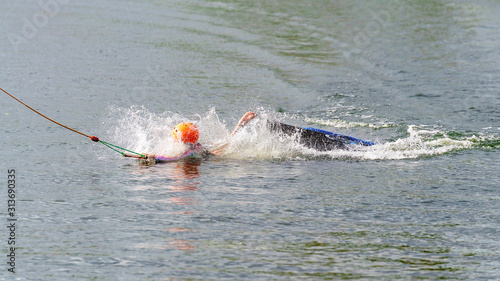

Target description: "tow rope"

left=1, top=87, right=145, bottom=158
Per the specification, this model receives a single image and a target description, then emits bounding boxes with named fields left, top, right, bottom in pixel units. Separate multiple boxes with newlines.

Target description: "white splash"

left=105, top=107, right=482, bottom=161
left=322, top=125, right=475, bottom=160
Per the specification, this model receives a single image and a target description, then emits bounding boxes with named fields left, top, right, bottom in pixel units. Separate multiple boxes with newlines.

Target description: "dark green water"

left=1, top=0, right=499, bottom=279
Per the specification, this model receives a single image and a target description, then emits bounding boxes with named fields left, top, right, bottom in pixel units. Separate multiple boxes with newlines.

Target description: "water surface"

left=1, top=0, right=499, bottom=279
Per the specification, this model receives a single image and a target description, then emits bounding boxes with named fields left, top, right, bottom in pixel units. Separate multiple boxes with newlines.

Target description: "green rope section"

left=99, top=140, right=145, bottom=158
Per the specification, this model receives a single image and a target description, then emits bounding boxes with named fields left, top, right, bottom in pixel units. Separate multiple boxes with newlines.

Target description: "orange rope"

left=1, top=87, right=92, bottom=139
left=2, top=87, right=147, bottom=157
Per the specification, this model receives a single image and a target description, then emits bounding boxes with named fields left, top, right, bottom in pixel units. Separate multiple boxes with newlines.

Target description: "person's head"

left=172, top=122, right=199, bottom=144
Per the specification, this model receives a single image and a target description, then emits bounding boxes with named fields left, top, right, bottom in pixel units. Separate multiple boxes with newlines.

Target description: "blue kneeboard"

left=268, top=121, right=375, bottom=151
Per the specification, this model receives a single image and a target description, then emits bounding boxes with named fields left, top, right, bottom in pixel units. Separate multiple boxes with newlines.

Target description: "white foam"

left=303, top=117, right=396, bottom=129
left=322, top=125, right=475, bottom=160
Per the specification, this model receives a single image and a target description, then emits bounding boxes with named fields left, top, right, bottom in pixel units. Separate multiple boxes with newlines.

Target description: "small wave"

left=318, top=126, right=498, bottom=161
left=303, top=117, right=397, bottom=130
left=344, top=126, right=474, bottom=160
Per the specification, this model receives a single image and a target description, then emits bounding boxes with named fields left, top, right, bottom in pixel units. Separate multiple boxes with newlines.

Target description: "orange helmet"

left=172, top=122, right=199, bottom=144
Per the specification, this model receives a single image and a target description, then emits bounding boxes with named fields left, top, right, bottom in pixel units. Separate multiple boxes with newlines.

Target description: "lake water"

left=1, top=0, right=499, bottom=280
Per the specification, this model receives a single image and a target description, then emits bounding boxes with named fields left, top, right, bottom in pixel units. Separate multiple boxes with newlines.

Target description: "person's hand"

left=143, top=153, right=155, bottom=159
left=238, top=111, right=257, bottom=126
left=230, top=111, right=258, bottom=136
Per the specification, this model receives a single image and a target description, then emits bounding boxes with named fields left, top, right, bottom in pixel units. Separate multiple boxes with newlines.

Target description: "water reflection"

left=168, top=239, right=195, bottom=251
left=167, top=159, right=201, bottom=208
left=133, top=158, right=201, bottom=194
left=131, top=159, right=202, bottom=252
left=165, top=160, right=200, bottom=251
left=167, top=228, right=195, bottom=251
left=170, top=158, right=202, bottom=192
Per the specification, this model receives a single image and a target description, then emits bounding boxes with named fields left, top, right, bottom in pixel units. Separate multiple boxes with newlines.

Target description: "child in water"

left=124, top=111, right=257, bottom=162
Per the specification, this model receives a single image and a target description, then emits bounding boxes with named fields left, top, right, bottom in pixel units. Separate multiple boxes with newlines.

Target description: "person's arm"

left=210, top=111, right=257, bottom=156
left=124, top=151, right=194, bottom=162
left=230, top=111, right=257, bottom=136
left=154, top=150, right=193, bottom=162
left=123, top=152, right=148, bottom=159
left=209, top=143, right=228, bottom=156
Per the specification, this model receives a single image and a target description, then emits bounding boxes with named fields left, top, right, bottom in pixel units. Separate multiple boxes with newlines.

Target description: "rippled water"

left=1, top=0, right=499, bottom=280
